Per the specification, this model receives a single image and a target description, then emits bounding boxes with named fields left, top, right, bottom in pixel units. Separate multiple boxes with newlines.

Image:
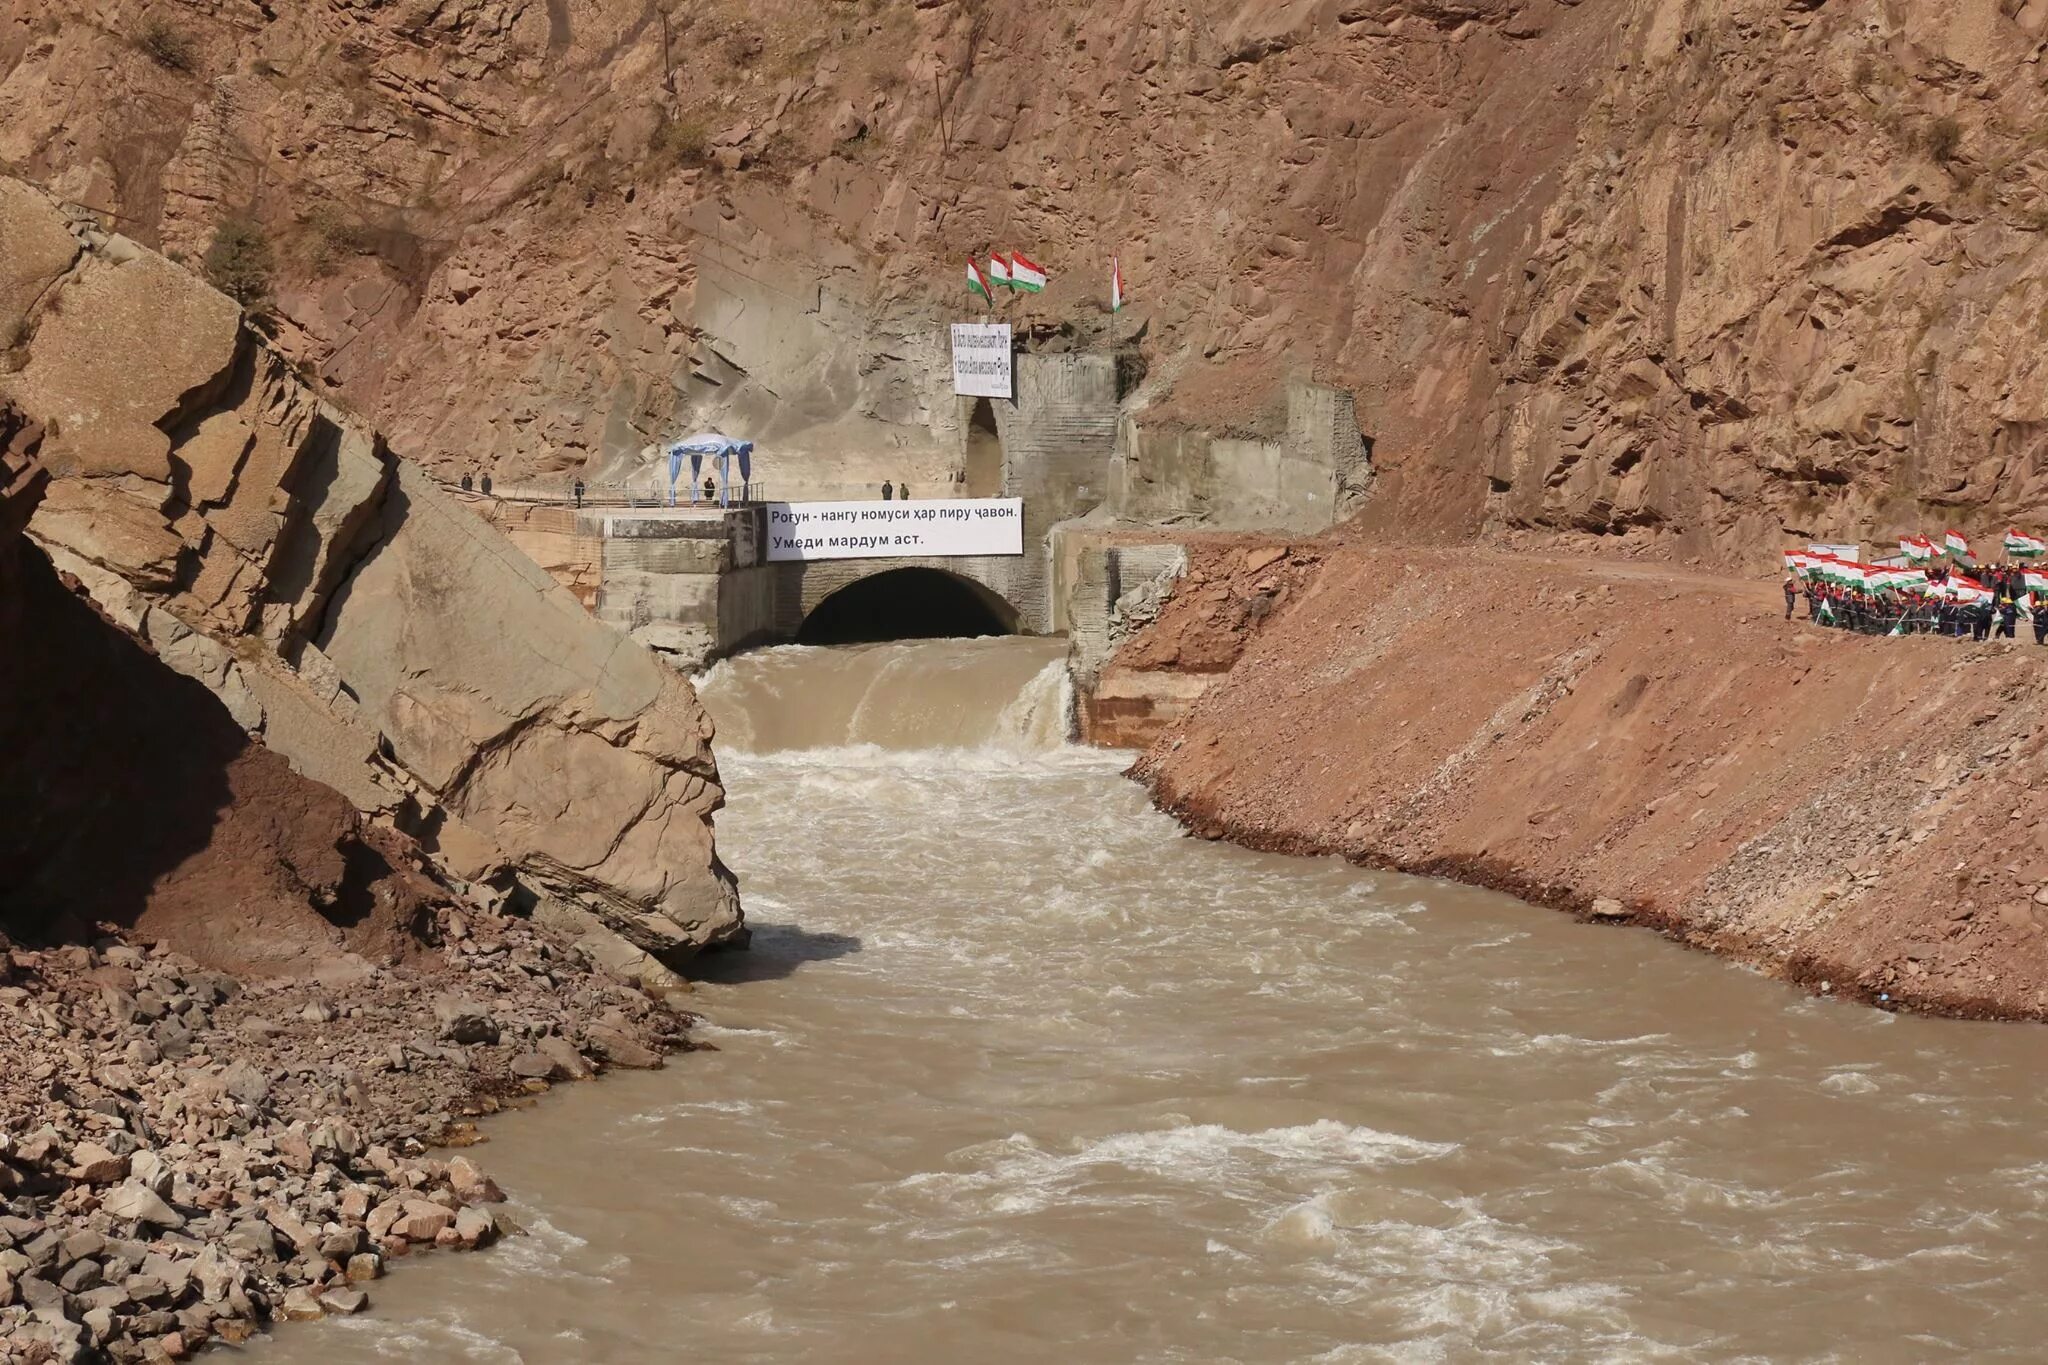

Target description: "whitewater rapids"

left=261, top=637, right=2048, bottom=1363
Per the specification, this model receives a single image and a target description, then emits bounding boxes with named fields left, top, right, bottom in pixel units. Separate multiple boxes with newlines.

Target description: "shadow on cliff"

left=0, top=538, right=434, bottom=974
left=686, top=921, right=862, bottom=983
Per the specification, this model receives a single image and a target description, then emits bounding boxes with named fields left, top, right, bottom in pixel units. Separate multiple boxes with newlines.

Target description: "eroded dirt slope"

left=1130, top=543, right=2048, bottom=1020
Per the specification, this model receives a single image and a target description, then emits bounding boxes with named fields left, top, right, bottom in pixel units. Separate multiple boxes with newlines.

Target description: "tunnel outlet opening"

left=798, top=567, right=1019, bottom=645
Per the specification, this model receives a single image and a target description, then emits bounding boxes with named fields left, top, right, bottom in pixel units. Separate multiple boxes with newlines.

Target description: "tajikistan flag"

left=2005, top=529, right=2046, bottom=559
left=1899, top=535, right=1935, bottom=562
left=1111, top=256, right=1125, bottom=313
left=1009, top=253, right=1048, bottom=293
left=2026, top=570, right=2048, bottom=595
left=1946, top=530, right=1975, bottom=565
left=987, top=253, right=1013, bottom=290
left=967, top=258, right=992, bottom=301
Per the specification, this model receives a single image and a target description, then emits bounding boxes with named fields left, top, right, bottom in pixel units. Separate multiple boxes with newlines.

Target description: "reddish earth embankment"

left=1121, top=542, right=2048, bottom=1021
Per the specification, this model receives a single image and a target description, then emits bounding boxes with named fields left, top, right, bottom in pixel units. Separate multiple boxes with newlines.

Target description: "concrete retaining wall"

left=1108, top=379, right=1370, bottom=531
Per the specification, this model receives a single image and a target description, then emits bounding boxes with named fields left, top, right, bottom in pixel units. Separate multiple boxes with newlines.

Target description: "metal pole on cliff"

left=1110, top=255, right=1124, bottom=361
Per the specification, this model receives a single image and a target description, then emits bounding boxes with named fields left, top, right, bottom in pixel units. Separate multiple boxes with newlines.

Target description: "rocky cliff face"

left=0, top=176, right=741, bottom=993
left=8, top=0, right=2046, bottom=562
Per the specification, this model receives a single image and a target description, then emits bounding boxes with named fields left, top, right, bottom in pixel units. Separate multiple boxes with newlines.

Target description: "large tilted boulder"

left=0, top=176, right=742, bottom=991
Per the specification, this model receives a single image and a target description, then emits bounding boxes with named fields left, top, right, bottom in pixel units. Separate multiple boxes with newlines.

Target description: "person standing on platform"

left=881, top=480, right=894, bottom=501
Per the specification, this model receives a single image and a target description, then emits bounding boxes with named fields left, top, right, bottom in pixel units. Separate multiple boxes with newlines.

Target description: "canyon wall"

left=6, top=0, right=2047, bottom=563
left=0, top=175, right=741, bottom=992
left=1121, top=542, right=2048, bottom=1020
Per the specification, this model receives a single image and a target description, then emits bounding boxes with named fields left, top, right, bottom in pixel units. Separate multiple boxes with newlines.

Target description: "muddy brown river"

left=266, top=638, right=2048, bottom=1362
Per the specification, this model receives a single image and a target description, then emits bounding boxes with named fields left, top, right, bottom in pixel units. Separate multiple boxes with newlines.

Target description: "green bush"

left=203, top=220, right=274, bottom=308
left=652, top=118, right=710, bottom=167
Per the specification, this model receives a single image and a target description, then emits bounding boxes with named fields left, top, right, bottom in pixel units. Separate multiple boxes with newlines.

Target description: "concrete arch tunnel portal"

left=796, top=566, right=1021, bottom=645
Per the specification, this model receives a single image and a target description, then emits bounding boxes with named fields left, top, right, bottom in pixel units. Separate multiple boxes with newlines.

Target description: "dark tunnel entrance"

left=798, top=568, right=1019, bottom=645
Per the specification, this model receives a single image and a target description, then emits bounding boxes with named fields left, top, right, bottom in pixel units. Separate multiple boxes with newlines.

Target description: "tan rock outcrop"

left=0, top=177, right=742, bottom=990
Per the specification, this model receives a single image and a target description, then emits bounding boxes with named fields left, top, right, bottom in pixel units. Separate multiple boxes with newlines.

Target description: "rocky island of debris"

left=0, top=903, right=690, bottom=1364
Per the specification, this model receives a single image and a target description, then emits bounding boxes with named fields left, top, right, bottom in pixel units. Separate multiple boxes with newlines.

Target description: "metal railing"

left=447, top=479, right=771, bottom=509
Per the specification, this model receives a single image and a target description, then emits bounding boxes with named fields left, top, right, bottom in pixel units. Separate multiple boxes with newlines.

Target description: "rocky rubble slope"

left=8, top=0, right=2048, bottom=560
left=0, top=175, right=745, bottom=1362
left=1127, top=543, right=2048, bottom=1021
left=0, top=902, right=683, bottom=1363
left=0, top=175, right=741, bottom=993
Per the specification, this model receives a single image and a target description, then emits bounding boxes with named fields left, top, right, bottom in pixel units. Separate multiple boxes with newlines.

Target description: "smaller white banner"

left=950, top=322, right=1013, bottom=399
left=766, top=499, right=1024, bottom=562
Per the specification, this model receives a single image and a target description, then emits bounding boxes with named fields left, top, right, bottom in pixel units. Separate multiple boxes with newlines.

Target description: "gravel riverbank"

left=0, top=903, right=689, bottom=1363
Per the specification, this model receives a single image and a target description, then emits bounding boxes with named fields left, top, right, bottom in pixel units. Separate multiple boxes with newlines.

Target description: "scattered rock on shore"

left=0, top=902, right=688, bottom=1362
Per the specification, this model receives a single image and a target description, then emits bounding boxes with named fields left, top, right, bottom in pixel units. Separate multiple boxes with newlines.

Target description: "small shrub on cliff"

left=651, top=117, right=710, bottom=168
left=137, top=18, right=196, bottom=72
left=203, top=219, right=274, bottom=309
left=302, top=205, right=375, bottom=276
left=723, top=29, right=764, bottom=65
left=1924, top=115, right=1964, bottom=164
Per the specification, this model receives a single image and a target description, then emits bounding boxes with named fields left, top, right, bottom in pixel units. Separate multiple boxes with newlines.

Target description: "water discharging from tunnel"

left=268, top=638, right=2048, bottom=1362
left=693, top=637, right=1074, bottom=755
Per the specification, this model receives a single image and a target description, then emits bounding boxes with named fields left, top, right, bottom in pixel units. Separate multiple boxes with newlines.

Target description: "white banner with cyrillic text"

left=765, top=500, right=1024, bottom=561
left=950, top=322, right=1013, bottom=399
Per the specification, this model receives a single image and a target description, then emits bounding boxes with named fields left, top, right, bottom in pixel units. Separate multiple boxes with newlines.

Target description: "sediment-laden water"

left=267, top=638, right=2048, bottom=1362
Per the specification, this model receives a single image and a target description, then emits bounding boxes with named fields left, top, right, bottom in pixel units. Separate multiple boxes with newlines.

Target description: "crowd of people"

left=1784, top=536, right=2048, bottom=643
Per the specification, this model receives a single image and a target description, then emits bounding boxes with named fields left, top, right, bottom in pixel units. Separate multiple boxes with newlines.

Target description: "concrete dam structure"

left=481, top=356, right=1370, bottom=665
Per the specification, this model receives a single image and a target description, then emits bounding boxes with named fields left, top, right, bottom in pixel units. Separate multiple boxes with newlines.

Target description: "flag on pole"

left=1899, top=535, right=1936, bottom=563
left=987, top=253, right=1014, bottom=291
left=2027, top=570, right=2048, bottom=595
left=1940, top=574, right=1991, bottom=604
left=2005, top=529, right=2046, bottom=559
left=1111, top=256, right=1125, bottom=313
left=1009, top=253, right=1048, bottom=293
left=1945, top=529, right=1975, bottom=565
left=967, top=258, right=992, bottom=302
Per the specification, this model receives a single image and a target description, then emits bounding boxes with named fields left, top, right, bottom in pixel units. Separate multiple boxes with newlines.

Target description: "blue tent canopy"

left=664, top=433, right=754, bottom=506
left=667, top=433, right=753, bottom=458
